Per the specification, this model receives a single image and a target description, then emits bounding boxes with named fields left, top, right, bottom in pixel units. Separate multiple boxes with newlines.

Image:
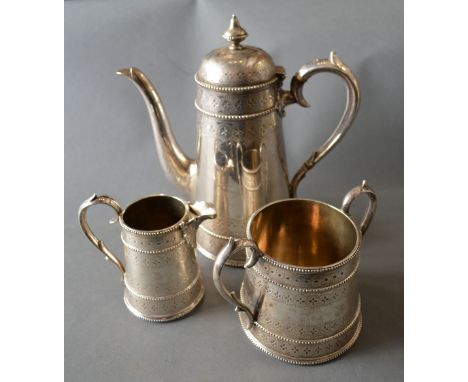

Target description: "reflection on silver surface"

left=117, top=16, right=360, bottom=266
left=78, top=194, right=215, bottom=321
left=213, top=182, right=377, bottom=364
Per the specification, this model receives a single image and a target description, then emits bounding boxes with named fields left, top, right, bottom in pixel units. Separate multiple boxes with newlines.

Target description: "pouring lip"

left=118, top=194, right=190, bottom=236
left=245, top=198, right=362, bottom=273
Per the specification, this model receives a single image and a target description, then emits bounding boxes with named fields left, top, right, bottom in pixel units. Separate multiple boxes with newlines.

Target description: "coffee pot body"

left=118, top=16, right=360, bottom=266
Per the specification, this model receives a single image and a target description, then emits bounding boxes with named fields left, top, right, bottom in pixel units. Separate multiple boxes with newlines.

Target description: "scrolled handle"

left=341, top=180, right=377, bottom=235
left=213, top=238, right=261, bottom=330
left=284, top=51, right=361, bottom=197
left=78, top=194, right=125, bottom=275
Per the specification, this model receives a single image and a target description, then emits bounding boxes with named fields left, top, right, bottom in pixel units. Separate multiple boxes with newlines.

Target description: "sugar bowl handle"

left=284, top=51, right=361, bottom=197
left=341, top=180, right=377, bottom=235
left=213, top=238, right=261, bottom=330
left=78, top=194, right=126, bottom=275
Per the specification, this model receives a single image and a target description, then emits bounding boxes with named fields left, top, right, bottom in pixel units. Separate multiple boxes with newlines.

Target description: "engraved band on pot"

left=121, top=233, right=187, bottom=254
left=123, top=283, right=205, bottom=323
left=250, top=258, right=360, bottom=292
left=124, top=270, right=202, bottom=301
left=252, top=296, right=361, bottom=344
left=194, top=101, right=278, bottom=120
left=199, top=224, right=235, bottom=241
left=240, top=311, right=362, bottom=365
left=194, top=74, right=279, bottom=93
left=253, top=253, right=359, bottom=288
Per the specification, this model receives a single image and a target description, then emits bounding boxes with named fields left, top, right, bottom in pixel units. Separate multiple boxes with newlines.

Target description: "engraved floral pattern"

left=124, top=277, right=203, bottom=319
left=239, top=269, right=360, bottom=339
left=197, top=114, right=279, bottom=144
left=252, top=254, right=359, bottom=288
left=196, top=87, right=277, bottom=115
left=241, top=312, right=361, bottom=362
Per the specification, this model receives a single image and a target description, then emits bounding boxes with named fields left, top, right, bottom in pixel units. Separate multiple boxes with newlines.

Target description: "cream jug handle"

left=213, top=238, right=261, bottom=330
left=78, top=194, right=126, bottom=275
left=341, top=180, right=377, bottom=235
left=284, top=51, right=361, bottom=197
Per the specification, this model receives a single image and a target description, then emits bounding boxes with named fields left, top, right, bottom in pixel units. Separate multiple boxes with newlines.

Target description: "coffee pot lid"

left=195, top=15, right=277, bottom=88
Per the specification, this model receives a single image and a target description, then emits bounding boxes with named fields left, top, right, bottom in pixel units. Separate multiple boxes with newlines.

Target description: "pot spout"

left=117, top=67, right=197, bottom=195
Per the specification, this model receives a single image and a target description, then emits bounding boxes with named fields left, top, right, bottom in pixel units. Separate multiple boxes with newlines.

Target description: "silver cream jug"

left=78, top=194, right=216, bottom=321
left=117, top=15, right=360, bottom=266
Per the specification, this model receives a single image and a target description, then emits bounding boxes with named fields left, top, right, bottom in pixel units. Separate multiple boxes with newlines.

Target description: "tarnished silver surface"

left=213, top=182, right=377, bottom=364
left=117, top=15, right=361, bottom=267
left=78, top=194, right=215, bottom=321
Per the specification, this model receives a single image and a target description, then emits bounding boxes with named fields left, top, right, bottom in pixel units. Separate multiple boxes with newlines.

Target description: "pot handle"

left=283, top=51, right=361, bottom=197
left=213, top=238, right=261, bottom=330
left=341, top=180, right=377, bottom=235
left=78, top=194, right=125, bottom=275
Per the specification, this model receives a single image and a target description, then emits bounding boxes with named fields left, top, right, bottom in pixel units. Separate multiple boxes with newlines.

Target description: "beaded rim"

left=120, top=234, right=187, bottom=254
left=118, top=194, right=189, bottom=236
left=124, top=270, right=202, bottom=301
left=194, top=101, right=277, bottom=120
left=194, top=74, right=278, bottom=93
left=246, top=198, right=362, bottom=273
left=196, top=226, right=246, bottom=268
left=123, top=284, right=205, bottom=322
left=196, top=241, right=245, bottom=268
left=239, top=309, right=362, bottom=365
left=251, top=258, right=360, bottom=292
left=245, top=294, right=362, bottom=344
left=198, top=224, right=233, bottom=241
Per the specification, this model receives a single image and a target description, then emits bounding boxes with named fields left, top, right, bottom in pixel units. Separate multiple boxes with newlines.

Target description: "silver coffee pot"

left=117, top=15, right=360, bottom=266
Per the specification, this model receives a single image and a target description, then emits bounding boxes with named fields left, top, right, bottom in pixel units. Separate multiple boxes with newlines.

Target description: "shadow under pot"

left=78, top=194, right=216, bottom=322
left=213, top=181, right=377, bottom=364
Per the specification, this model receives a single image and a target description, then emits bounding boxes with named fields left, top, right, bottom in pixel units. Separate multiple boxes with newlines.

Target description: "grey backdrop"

left=65, top=0, right=403, bottom=381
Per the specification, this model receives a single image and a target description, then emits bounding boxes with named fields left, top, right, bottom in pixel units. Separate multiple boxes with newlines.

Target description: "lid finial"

left=223, top=15, right=248, bottom=50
